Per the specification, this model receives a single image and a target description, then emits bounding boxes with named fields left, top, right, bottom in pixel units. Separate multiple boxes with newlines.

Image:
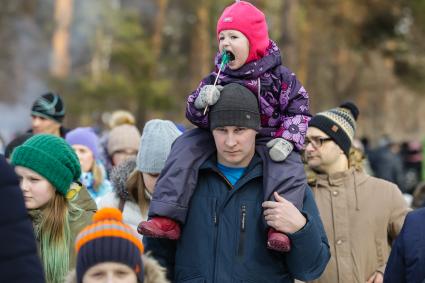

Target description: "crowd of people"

left=357, top=136, right=425, bottom=207
left=1, top=1, right=424, bottom=283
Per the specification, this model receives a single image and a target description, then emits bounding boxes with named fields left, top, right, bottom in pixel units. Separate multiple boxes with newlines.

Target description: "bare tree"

left=189, top=0, right=212, bottom=87
left=150, top=0, right=169, bottom=77
left=51, top=0, right=73, bottom=78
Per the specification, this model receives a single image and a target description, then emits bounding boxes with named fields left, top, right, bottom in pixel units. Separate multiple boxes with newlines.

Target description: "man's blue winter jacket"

left=384, top=208, right=425, bottom=283
left=145, top=154, right=330, bottom=282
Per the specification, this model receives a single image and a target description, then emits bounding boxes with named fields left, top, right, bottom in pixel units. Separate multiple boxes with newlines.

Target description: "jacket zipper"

left=212, top=165, right=231, bottom=279
left=213, top=199, right=218, bottom=225
left=238, top=204, right=247, bottom=257
left=212, top=199, right=222, bottom=283
left=212, top=168, right=233, bottom=190
left=212, top=170, right=233, bottom=282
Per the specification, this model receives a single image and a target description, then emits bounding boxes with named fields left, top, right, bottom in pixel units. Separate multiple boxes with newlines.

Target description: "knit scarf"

left=29, top=209, right=71, bottom=283
left=81, top=172, right=95, bottom=192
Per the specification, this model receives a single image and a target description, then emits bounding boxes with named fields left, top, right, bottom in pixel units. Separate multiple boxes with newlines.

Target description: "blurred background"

left=1, top=0, right=425, bottom=144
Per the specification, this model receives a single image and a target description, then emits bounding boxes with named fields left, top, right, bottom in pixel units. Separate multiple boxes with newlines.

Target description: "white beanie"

left=137, top=119, right=182, bottom=174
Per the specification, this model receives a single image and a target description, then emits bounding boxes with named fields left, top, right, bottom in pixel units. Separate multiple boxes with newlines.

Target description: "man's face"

left=212, top=126, right=257, bottom=167
left=31, top=115, right=61, bottom=135
left=304, top=127, right=343, bottom=173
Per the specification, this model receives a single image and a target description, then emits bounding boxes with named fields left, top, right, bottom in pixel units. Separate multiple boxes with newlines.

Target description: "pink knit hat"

left=216, top=1, right=269, bottom=63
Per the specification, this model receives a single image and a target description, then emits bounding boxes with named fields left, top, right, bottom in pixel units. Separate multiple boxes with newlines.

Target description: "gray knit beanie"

left=137, top=119, right=182, bottom=174
left=210, top=83, right=260, bottom=130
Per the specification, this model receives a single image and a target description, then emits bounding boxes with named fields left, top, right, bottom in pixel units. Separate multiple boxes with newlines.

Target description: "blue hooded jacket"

left=145, top=153, right=330, bottom=282
left=0, top=155, right=45, bottom=282
left=384, top=208, right=425, bottom=283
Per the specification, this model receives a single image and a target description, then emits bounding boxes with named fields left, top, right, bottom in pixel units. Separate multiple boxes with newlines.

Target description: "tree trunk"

left=150, top=0, right=169, bottom=77
left=280, top=0, right=298, bottom=68
left=189, top=0, right=212, bottom=88
left=90, top=29, right=113, bottom=83
left=51, top=0, right=73, bottom=78
left=297, top=4, right=312, bottom=99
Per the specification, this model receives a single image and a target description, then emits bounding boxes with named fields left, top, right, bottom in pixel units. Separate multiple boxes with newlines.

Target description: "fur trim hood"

left=64, top=254, right=169, bottom=283
left=110, top=157, right=137, bottom=201
left=306, top=147, right=365, bottom=185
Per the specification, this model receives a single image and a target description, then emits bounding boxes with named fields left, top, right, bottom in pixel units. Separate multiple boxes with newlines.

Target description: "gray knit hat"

left=137, top=119, right=182, bottom=174
left=210, top=83, right=260, bottom=130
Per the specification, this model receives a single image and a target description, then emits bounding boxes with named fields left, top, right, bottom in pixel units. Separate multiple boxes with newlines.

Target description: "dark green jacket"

left=30, top=185, right=96, bottom=269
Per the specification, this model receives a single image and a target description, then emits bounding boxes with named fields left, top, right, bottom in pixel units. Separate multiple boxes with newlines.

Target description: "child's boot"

left=138, top=216, right=181, bottom=240
left=267, top=228, right=291, bottom=252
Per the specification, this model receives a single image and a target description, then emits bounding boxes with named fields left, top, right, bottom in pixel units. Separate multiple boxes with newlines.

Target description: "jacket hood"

left=306, top=147, right=371, bottom=211
left=110, top=157, right=137, bottom=201
left=71, top=183, right=97, bottom=213
left=214, top=40, right=282, bottom=80
left=64, top=254, right=169, bottom=283
left=309, top=167, right=370, bottom=212
left=306, top=147, right=366, bottom=185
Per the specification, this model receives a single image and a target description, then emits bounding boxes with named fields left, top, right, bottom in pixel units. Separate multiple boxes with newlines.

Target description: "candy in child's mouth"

left=225, top=50, right=235, bottom=61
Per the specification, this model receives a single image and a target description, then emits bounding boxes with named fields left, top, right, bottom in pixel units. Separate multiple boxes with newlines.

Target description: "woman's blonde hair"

left=37, top=186, right=83, bottom=283
left=37, top=192, right=70, bottom=283
left=126, top=169, right=150, bottom=215
left=91, top=161, right=105, bottom=191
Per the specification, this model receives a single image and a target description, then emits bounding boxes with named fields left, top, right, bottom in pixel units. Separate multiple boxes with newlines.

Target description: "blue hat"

left=66, top=127, right=100, bottom=160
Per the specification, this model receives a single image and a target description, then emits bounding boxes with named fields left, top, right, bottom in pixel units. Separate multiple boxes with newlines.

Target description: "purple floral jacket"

left=186, top=40, right=311, bottom=150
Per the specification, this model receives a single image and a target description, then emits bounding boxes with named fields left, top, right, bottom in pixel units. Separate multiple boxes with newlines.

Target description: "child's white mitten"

left=194, top=85, right=224, bottom=110
left=266, top=138, right=294, bottom=162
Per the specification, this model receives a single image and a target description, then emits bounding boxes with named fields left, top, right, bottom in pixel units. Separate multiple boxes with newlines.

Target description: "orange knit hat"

left=75, top=208, right=144, bottom=282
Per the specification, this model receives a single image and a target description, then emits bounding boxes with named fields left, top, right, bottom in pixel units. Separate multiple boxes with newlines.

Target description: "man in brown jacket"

left=304, top=102, right=409, bottom=283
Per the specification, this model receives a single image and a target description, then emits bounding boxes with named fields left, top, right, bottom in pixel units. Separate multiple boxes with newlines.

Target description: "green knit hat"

left=11, top=134, right=81, bottom=195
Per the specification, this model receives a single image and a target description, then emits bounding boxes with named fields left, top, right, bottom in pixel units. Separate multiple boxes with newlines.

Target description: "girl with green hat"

left=11, top=134, right=95, bottom=283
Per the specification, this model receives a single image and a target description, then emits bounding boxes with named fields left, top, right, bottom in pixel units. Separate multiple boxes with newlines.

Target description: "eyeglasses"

left=304, top=137, right=333, bottom=149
